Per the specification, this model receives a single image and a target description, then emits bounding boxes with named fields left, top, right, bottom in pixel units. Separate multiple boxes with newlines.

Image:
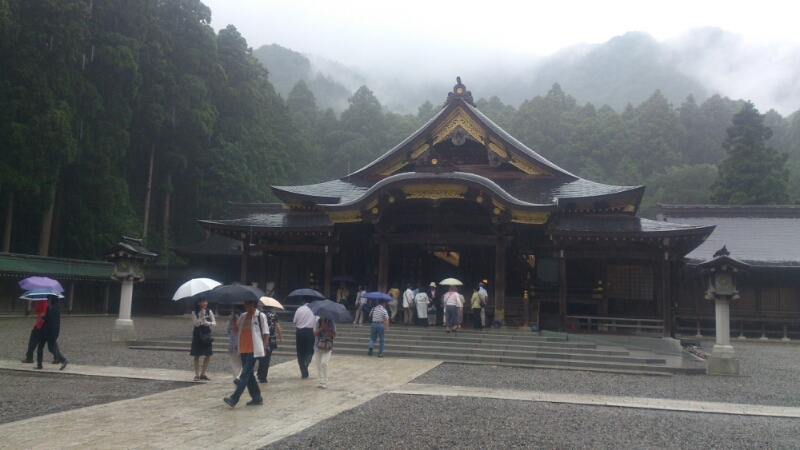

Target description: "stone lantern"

left=697, top=246, right=749, bottom=375
left=105, top=237, right=157, bottom=342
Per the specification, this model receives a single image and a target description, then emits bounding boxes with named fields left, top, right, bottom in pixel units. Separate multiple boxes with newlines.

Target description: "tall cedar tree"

left=711, top=102, right=790, bottom=205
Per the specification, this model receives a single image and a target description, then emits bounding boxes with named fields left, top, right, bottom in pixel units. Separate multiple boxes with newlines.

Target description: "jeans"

left=257, top=346, right=273, bottom=382
left=296, top=328, right=315, bottom=377
left=36, top=338, right=65, bottom=366
left=369, top=323, right=385, bottom=355
left=445, top=305, right=459, bottom=328
left=230, top=353, right=261, bottom=404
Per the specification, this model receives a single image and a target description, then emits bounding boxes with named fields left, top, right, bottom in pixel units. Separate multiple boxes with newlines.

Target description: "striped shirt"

left=371, top=305, right=389, bottom=323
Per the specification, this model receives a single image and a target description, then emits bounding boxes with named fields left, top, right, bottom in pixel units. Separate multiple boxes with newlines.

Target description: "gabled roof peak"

left=445, top=76, right=475, bottom=107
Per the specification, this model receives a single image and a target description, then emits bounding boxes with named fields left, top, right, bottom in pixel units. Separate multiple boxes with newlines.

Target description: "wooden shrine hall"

left=199, top=78, right=714, bottom=336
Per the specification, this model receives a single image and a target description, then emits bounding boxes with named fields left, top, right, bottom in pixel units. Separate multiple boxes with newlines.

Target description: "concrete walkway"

left=2, top=356, right=799, bottom=449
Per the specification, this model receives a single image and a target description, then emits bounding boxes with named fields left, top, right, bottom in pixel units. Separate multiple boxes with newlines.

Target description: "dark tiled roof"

left=497, top=178, right=642, bottom=205
left=272, top=179, right=374, bottom=205
left=665, top=216, right=800, bottom=266
left=551, top=214, right=714, bottom=237
left=172, top=234, right=246, bottom=257
left=105, top=236, right=158, bottom=258
left=199, top=212, right=333, bottom=231
left=659, top=204, right=800, bottom=219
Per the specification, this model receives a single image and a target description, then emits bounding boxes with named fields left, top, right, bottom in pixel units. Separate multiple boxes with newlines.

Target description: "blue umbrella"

left=361, top=291, right=393, bottom=301
left=306, top=299, right=354, bottom=323
left=20, top=288, right=65, bottom=301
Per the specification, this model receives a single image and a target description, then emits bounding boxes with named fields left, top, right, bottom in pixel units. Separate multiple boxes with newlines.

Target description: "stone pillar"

left=708, top=297, right=740, bottom=375
left=111, top=279, right=136, bottom=342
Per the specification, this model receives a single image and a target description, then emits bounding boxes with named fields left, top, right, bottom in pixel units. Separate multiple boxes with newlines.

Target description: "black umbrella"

left=307, top=300, right=354, bottom=323
left=193, top=284, right=265, bottom=304
left=286, top=288, right=326, bottom=303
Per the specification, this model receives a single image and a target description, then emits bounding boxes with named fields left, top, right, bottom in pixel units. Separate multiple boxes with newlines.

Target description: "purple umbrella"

left=19, top=277, right=64, bottom=292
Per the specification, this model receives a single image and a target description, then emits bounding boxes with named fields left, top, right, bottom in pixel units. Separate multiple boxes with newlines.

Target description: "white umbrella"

left=172, top=278, right=222, bottom=300
left=259, top=296, right=285, bottom=310
left=439, top=278, right=463, bottom=286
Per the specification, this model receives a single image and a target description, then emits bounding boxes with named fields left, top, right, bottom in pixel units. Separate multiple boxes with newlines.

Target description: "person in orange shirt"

left=224, top=300, right=268, bottom=408
left=21, top=301, right=48, bottom=364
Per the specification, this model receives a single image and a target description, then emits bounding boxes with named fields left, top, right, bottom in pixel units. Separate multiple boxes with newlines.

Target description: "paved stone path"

left=2, top=356, right=799, bottom=449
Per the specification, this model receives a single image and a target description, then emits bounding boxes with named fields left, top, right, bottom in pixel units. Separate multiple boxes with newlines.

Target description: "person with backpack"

left=313, top=317, right=337, bottom=388
left=224, top=300, right=268, bottom=408
left=190, top=299, right=216, bottom=382
left=257, top=305, right=283, bottom=383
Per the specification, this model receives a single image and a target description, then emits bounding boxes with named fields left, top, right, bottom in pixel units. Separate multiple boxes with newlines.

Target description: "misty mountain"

left=255, top=29, right=799, bottom=116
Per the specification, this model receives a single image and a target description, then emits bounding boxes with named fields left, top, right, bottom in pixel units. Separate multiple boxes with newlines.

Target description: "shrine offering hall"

left=200, top=79, right=714, bottom=336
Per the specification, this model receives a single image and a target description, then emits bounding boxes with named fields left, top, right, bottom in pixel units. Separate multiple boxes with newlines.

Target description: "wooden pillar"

left=558, top=250, right=567, bottom=331
left=522, top=289, right=530, bottom=327
left=494, top=237, right=507, bottom=321
left=599, top=258, right=609, bottom=317
left=240, top=242, right=249, bottom=283
left=324, top=247, right=332, bottom=298
left=662, top=252, right=672, bottom=337
left=259, top=252, right=269, bottom=291
left=103, top=282, right=110, bottom=314
left=378, top=240, right=389, bottom=293
left=67, top=281, right=75, bottom=313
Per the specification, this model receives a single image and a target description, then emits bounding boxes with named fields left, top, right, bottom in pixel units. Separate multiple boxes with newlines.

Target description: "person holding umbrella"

left=21, top=300, right=49, bottom=364
left=224, top=300, right=268, bottom=408
left=368, top=298, right=390, bottom=357
left=313, top=317, right=337, bottom=388
left=36, top=295, right=67, bottom=370
left=190, top=299, right=216, bottom=382
left=293, top=299, right=317, bottom=379
left=443, top=285, right=463, bottom=333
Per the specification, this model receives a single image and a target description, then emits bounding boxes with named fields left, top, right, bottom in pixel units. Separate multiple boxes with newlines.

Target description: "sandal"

left=199, top=375, right=210, bottom=381
left=193, top=376, right=200, bottom=382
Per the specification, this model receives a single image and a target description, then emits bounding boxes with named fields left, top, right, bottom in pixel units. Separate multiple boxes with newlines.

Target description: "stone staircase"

left=128, top=323, right=703, bottom=374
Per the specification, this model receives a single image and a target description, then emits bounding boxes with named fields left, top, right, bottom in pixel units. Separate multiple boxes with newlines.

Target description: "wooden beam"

left=251, top=244, right=328, bottom=253
left=662, top=253, right=671, bottom=337
left=560, top=250, right=676, bottom=261
left=390, top=215, right=493, bottom=226
left=376, top=233, right=497, bottom=247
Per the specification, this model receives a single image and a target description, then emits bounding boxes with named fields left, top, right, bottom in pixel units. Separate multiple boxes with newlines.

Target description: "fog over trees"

left=1, top=0, right=798, bottom=263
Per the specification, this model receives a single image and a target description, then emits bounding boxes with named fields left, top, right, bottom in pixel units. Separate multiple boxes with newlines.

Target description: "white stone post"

left=707, top=297, right=740, bottom=375
left=111, top=279, right=137, bottom=342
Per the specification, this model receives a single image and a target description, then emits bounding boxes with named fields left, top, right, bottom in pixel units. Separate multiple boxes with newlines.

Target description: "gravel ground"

left=262, top=394, right=799, bottom=450
left=0, top=369, right=192, bottom=425
left=413, top=341, right=800, bottom=407
left=0, top=316, right=293, bottom=376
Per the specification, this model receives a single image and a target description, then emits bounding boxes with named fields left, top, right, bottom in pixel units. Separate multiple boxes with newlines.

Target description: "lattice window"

left=607, top=265, right=653, bottom=301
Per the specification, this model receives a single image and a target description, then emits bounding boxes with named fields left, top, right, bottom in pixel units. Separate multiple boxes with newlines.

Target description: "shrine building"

left=199, top=79, right=715, bottom=336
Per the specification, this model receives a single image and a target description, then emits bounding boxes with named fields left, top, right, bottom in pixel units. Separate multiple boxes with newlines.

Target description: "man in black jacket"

left=36, top=295, right=67, bottom=370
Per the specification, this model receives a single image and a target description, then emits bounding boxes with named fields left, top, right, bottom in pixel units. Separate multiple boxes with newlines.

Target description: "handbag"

left=200, top=331, right=214, bottom=344
left=317, top=329, right=333, bottom=351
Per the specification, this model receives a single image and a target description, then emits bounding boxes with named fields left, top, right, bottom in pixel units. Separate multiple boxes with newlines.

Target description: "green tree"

left=711, top=102, right=790, bottom=205
left=638, top=164, right=718, bottom=217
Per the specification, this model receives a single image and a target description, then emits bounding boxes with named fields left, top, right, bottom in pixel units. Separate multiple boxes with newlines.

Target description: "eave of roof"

left=549, top=214, right=716, bottom=238
left=198, top=212, right=334, bottom=232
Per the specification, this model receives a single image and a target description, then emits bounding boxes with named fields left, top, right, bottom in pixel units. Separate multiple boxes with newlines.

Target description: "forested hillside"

left=1, top=0, right=798, bottom=265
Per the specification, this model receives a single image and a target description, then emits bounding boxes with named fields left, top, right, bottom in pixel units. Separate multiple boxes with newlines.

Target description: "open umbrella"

left=286, top=288, right=326, bottom=303
left=20, top=288, right=65, bottom=301
left=361, top=291, right=393, bottom=301
left=194, top=284, right=265, bottom=305
left=439, top=278, right=463, bottom=286
left=172, top=278, right=221, bottom=301
left=19, top=277, right=64, bottom=292
left=307, top=299, right=354, bottom=323
left=259, top=296, right=285, bottom=310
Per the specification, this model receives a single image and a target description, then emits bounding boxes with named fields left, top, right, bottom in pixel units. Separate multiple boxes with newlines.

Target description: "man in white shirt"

left=402, top=284, right=415, bottom=325
left=293, top=300, right=317, bottom=379
left=224, top=300, right=268, bottom=408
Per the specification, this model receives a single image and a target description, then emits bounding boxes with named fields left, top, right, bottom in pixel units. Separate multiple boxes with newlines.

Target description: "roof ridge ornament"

left=445, top=76, right=475, bottom=107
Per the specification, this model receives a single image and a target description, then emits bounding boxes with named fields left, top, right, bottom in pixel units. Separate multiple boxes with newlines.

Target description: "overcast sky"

left=203, top=0, right=799, bottom=63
